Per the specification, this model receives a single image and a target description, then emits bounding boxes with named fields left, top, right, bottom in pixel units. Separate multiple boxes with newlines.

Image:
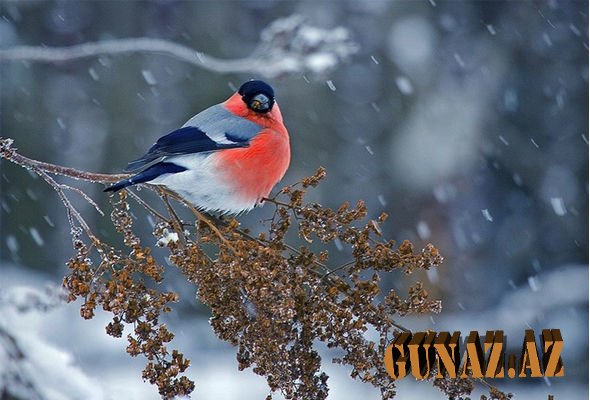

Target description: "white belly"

left=150, top=154, right=258, bottom=214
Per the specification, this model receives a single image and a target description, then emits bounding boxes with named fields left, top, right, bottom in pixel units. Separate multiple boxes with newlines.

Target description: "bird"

left=104, top=80, right=290, bottom=214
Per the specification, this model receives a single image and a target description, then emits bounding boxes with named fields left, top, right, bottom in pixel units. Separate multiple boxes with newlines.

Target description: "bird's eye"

left=249, top=94, right=270, bottom=112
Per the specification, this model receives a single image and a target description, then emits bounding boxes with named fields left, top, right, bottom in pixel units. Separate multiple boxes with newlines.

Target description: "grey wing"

left=181, top=104, right=262, bottom=143
left=124, top=104, right=262, bottom=172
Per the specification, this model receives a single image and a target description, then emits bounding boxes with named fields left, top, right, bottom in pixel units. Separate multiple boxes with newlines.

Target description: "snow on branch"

left=0, top=284, right=66, bottom=314
left=0, top=15, right=357, bottom=78
left=0, top=306, right=104, bottom=400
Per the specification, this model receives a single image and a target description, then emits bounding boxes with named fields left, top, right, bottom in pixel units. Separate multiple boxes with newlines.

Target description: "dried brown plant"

left=1, top=137, right=512, bottom=400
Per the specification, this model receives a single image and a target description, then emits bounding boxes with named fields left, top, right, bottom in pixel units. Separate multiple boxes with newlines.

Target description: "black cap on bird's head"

left=239, top=80, right=275, bottom=113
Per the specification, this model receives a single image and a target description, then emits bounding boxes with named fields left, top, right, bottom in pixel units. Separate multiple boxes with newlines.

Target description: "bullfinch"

left=105, top=80, right=290, bottom=214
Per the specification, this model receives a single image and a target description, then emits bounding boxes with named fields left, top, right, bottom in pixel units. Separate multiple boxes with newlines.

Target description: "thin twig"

left=391, top=322, right=411, bottom=333
left=262, top=197, right=293, bottom=208
left=159, top=189, right=187, bottom=248
left=124, top=189, right=169, bottom=223
left=35, top=168, right=97, bottom=242
left=60, top=183, right=105, bottom=216
left=475, top=377, right=509, bottom=396
left=321, top=260, right=356, bottom=280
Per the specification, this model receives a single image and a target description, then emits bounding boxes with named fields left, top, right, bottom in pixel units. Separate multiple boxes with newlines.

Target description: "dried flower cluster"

left=63, top=195, right=193, bottom=398
left=164, top=167, right=443, bottom=399
left=0, top=137, right=514, bottom=399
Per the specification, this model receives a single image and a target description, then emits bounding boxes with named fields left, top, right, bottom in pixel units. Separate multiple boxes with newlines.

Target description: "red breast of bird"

left=214, top=92, right=291, bottom=206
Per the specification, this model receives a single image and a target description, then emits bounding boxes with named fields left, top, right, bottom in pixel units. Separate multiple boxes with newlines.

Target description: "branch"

left=0, top=38, right=249, bottom=70
left=1, top=137, right=127, bottom=183
left=0, top=15, right=357, bottom=78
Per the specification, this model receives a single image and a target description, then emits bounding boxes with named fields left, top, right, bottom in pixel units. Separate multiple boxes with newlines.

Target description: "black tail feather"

left=104, top=162, right=187, bottom=193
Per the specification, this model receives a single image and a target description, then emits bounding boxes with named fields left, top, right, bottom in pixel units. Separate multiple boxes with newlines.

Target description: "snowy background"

left=0, top=1, right=588, bottom=399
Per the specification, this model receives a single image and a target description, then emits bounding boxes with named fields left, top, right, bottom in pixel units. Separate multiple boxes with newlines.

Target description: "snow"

left=528, top=275, right=540, bottom=292
left=141, top=69, right=157, bottom=85
left=550, top=197, right=567, bottom=216
left=334, top=237, right=344, bottom=251
left=156, top=229, right=179, bottom=246
left=0, top=278, right=105, bottom=400
left=481, top=208, right=494, bottom=222
left=25, top=189, right=37, bottom=200
left=394, top=76, right=414, bottom=95
left=0, top=255, right=587, bottom=400
left=416, top=221, right=431, bottom=239
left=426, top=268, right=439, bottom=284
left=569, top=23, right=581, bottom=36
left=297, top=25, right=324, bottom=46
left=6, top=235, right=18, bottom=254
left=305, top=53, right=337, bottom=74
left=29, top=227, right=44, bottom=247
left=0, top=328, right=106, bottom=400
left=453, top=53, right=465, bottom=68
left=88, top=67, right=99, bottom=81
left=498, top=135, right=510, bottom=146
left=542, top=32, right=553, bottom=47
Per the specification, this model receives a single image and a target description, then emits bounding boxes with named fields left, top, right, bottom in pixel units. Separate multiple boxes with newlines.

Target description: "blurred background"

left=0, top=1, right=588, bottom=399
